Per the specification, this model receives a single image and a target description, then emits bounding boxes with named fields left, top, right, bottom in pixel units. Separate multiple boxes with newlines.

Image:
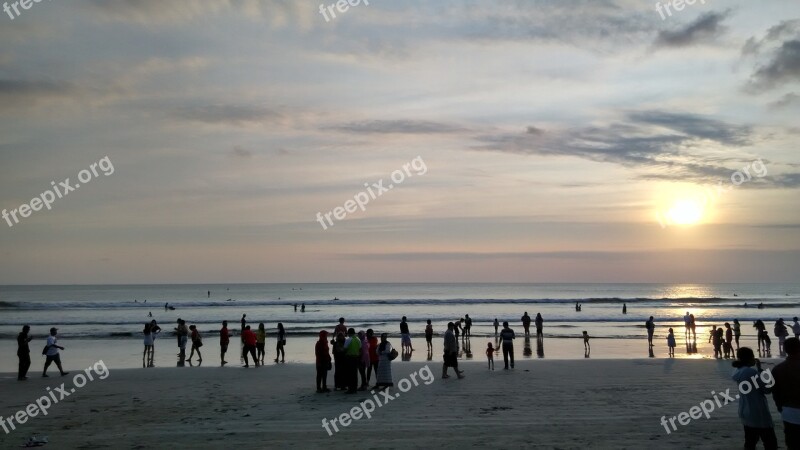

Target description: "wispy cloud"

left=653, top=11, right=730, bottom=48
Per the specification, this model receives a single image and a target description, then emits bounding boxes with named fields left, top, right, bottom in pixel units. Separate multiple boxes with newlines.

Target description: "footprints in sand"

left=478, top=406, right=512, bottom=415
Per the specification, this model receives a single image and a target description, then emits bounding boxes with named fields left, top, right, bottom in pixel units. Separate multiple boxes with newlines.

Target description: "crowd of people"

left=650, top=313, right=800, bottom=360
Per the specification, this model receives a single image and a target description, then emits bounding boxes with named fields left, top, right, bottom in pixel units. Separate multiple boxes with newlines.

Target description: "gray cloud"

left=746, top=40, right=800, bottom=92
left=0, top=79, right=78, bottom=110
left=768, top=92, right=800, bottom=109
left=230, top=145, right=253, bottom=158
left=653, top=11, right=730, bottom=48
left=474, top=110, right=761, bottom=183
left=170, top=104, right=281, bottom=126
left=330, top=120, right=467, bottom=135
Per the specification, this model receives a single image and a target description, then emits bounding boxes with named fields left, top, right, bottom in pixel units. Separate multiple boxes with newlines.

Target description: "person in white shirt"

left=42, top=327, right=69, bottom=377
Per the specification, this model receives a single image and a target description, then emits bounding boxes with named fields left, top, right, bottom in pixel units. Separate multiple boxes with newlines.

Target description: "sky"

left=1, top=0, right=800, bottom=284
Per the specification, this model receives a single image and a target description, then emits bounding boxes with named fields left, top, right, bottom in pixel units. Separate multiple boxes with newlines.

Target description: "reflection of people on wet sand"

left=536, top=335, right=545, bottom=358
left=523, top=336, right=532, bottom=357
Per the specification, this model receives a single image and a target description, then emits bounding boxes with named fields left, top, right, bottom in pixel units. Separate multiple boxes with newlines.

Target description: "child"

left=731, top=347, right=777, bottom=449
left=486, top=342, right=495, bottom=370
left=582, top=331, right=590, bottom=352
left=666, top=328, right=676, bottom=357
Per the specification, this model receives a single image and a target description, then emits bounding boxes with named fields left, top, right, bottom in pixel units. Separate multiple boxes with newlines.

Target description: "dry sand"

left=0, top=358, right=787, bottom=449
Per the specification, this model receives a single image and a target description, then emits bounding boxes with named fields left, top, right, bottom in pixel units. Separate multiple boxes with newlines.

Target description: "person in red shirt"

left=366, top=328, right=379, bottom=384
left=220, top=321, right=230, bottom=366
left=242, top=325, right=258, bottom=368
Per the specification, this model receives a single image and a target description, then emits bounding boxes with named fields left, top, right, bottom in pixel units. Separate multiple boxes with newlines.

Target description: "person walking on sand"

left=486, top=342, right=495, bottom=370
left=442, top=322, right=464, bottom=379
left=275, top=322, right=286, bottom=363
left=220, top=320, right=230, bottom=366
left=583, top=330, right=591, bottom=352
left=521, top=312, right=531, bottom=336
left=666, top=328, right=676, bottom=357
left=792, top=317, right=800, bottom=339
left=732, top=347, right=778, bottom=450
left=645, top=316, right=655, bottom=347
left=241, top=325, right=258, bottom=368
left=17, top=325, right=32, bottom=380
left=256, top=323, right=266, bottom=364
left=772, top=337, right=800, bottom=449
left=375, top=333, right=395, bottom=389
left=188, top=324, right=203, bottom=363
left=734, top=319, right=742, bottom=349
left=500, top=321, right=515, bottom=369
left=494, top=318, right=499, bottom=335
left=425, top=320, right=434, bottom=352
left=535, top=313, right=544, bottom=338
left=301, top=303, right=305, bottom=312
left=315, top=330, right=332, bottom=393
left=42, top=327, right=68, bottom=377
left=366, top=329, right=379, bottom=384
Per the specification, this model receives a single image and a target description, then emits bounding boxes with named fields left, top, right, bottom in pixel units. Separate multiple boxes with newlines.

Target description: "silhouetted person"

left=734, top=319, right=742, bottom=349
left=494, top=318, right=499, bottom=335
left=400, top=316, right=413, bottom=351
left=301, top=303, right=305, bottom=313
left=334, top=317, right=347, bottom=337
left=521, top=312, right=531, bottom=336
left=732, top=347, right=777, bottom=450
left=645, top=316, right=655, bottom=347
left=499, top=321, right=515, bottom=369
left=535, top=313, right=544, bottom=338
left=772, top=337, right=800, bottom=449
left=754, top=320, right=766, bottom=351
left=464, top=314, right=472, bottom=337
left=425, top=320, right=433, bottom=352
left=442, top=322, right=463, bottom=379
left=622, top=303, right=627, bottom=314
left=17, top=325, right=32, bottom=380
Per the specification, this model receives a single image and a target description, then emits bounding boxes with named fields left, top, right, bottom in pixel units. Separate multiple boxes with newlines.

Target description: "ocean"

left=1, top=283, right=799, bottom=372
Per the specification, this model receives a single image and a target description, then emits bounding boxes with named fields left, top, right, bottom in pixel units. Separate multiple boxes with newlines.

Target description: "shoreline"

left=0, top=358, right=789, bottom=449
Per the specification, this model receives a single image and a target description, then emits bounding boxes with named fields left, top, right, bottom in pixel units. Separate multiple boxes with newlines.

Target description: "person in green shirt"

left=344, top=328, right=361, bottom=394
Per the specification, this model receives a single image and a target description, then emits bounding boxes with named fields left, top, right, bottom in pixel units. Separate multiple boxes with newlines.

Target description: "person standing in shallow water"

left=17, top=325, right=32, bottom=380
left=400, top=316, right=413, bottom=352
left=425, top=320, right=434, bottom=352
left=521, top=312, right=531, bottom=336
left=535, top=313, right=544, bottom=338
left=494, top=318, right=499, bottom=335
left=645, top=316, right=655, bottom=347
left=499, top=321, right=515, bottom=369
left=275, top=323, right=286, bottom=363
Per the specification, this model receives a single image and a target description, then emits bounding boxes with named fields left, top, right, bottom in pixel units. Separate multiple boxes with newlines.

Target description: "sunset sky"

left=1, top=0, right=799, bottom=284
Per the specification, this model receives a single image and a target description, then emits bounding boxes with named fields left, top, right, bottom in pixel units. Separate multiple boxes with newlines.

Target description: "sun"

left=666, top=199, right=705, bottom=226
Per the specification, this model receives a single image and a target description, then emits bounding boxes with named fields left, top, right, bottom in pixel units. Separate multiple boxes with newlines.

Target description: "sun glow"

left=666, top=199, right=705, bottom=226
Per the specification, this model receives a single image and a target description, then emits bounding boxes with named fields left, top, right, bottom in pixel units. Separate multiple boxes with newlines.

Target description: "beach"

left=0, top=359, right=787, bottom=449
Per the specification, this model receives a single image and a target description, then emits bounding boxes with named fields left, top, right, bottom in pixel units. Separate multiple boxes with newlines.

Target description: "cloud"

left=230, top=145, right=253, bottom=158
left=474, top=110, right=756, bottom=183
left=169, top=104, right=282, bottom=126
left=330, top=120, right=467, bottom=135
left=81, top=0, right=300, bottom=25
left=653, top=11, right=730, bottom=48
left=768, top=92, right=800, bottom=109
left=746, top=40, right=800, bottom=92
left=0, top=79, right=79, bottom=111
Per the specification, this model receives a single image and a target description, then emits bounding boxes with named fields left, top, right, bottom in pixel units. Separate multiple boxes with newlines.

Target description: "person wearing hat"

left=42, top=327, right=68, bottom=377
